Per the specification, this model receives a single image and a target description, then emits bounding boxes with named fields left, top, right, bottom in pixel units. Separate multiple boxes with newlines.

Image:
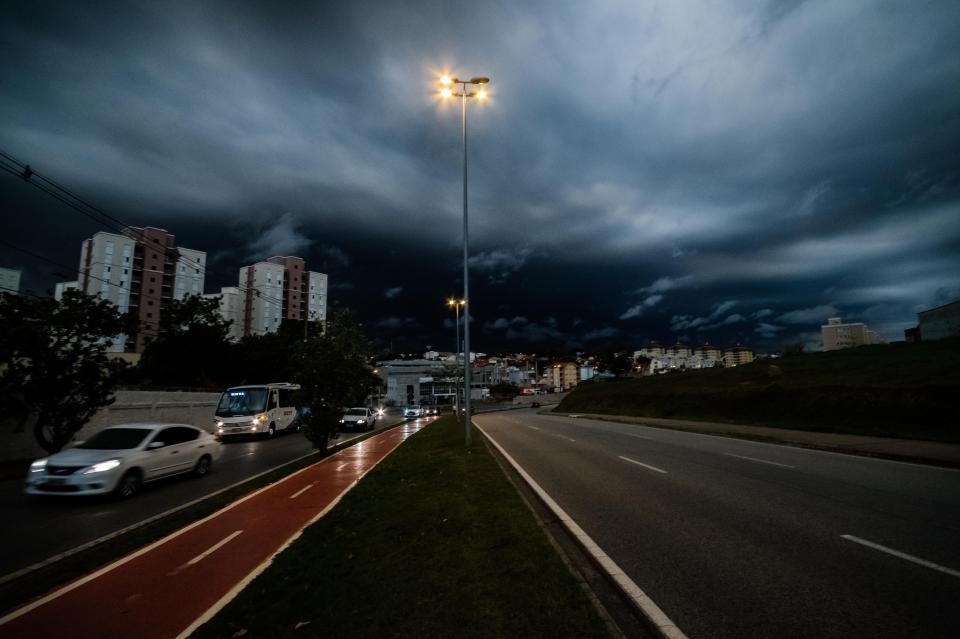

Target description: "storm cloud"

left=2, top=0, right=959, bottom=352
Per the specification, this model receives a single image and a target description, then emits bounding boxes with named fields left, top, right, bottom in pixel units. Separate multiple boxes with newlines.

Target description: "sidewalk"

left=560, top=412, right=960, bottom=468
left=0, top=422, right=425, bottom=639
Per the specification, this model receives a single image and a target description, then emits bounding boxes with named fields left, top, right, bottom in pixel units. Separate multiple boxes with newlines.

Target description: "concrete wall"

left=1, top=391, right=220, bottom=463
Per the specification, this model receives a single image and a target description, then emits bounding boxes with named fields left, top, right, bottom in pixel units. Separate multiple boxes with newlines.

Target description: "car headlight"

left=257, top=414, right=267, bottom=422
left=83, top=459, right=121, bottom=474
left=30, top=458, right=48, bottom=473
left=339, top=419, right=345, bottom=424
left=216, top=420, right=224, bottom=427
left=358, top=419, right=365, bottom=424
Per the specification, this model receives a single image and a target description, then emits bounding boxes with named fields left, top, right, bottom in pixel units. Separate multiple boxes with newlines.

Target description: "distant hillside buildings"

left=821, top=317, right=883, bottom=351
left=911, top=300, right=960, bottom=342
left=634, top=342, right=751, bottom=372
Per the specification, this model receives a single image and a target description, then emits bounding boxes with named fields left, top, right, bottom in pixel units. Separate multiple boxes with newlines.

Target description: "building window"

left=150, top=276, right=155, bottom=283
left=147, top=300, right=153, bottom=306
left=146, top=312, right=152, bottom=318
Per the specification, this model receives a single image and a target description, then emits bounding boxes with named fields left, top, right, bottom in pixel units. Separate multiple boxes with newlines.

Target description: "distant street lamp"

left=439, top=72, right=489, bottom=446
left=447, top=298, right=465, bottom=421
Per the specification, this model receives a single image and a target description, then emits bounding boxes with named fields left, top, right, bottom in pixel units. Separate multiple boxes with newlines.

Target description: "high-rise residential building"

left=821, top=317, right=882, bottom=351
left=54, top=281, right=79, bottom=300
left=203, top=286, right=244, bottom=342
left=696, top=343, right=723, bottom=361
left=0, top=267, right=21, bottom=295
left=208, top=256, right=328, bottom=339
left=723, top=346, right=755, bottom=367
left=68, top=227, right=206, bottom=353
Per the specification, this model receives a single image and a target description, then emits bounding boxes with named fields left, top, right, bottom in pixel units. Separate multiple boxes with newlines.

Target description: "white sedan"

left=25, top=423, right=220, bottom=498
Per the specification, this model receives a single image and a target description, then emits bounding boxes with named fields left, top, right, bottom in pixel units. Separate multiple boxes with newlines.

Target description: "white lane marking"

left=0, top=425, right=412, bottom=626
left=841, top=535, right=960, bottom=579
left=179, top=530, right=243, bottom=572
left=723, top=453, right=795, bottom=469
left=174, top=422, right=424, bottom=639
left=290, top=483, right=314, bottom=499
left=524, top=423, right=575, bottom=442
left=335, top=463, right=348, bottom=471
left=556, top=416, right=960, bottom=472
left=619, top=456, right=668, bottom=474
left=478, top=423, right=687, bottom=639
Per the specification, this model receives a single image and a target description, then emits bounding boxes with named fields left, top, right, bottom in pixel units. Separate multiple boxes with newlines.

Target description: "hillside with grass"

left=557, top=339, right=960, bottom=442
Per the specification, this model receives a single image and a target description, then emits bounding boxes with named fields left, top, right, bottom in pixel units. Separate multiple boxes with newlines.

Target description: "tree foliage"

left=292, top=310, right=382, bottom=451
left=594, top=350, right=634, bottom=377
left=136, top=295, right=233, bottom=388
left=0, top=290, right=133, bottom=453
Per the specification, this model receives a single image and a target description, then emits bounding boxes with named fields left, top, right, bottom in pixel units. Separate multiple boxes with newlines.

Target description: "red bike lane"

left=0, top=421, right=426, bottom=639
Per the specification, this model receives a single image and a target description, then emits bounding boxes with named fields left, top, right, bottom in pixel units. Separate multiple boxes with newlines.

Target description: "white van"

left=214, top=383, right=301, bottom=439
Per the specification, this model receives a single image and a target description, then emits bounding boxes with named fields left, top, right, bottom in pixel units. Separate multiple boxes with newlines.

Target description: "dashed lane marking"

left=841, top=535, right=960, bottom=579
left=618, top=456, right=668, bottom=474
left=723, top=453, right=795, bottom=469
left=289, top=483, right=315, bottom=499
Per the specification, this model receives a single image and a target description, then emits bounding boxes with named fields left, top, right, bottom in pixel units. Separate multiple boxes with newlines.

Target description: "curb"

left=475, top=420, right=688, bottom=639
left=0, top=421, right=408, bottom=588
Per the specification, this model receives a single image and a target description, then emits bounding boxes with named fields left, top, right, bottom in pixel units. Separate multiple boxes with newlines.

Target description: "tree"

left=136, top=294, right=233, bottom=388
left=292, top=310, right=382, bottom=451
left=782, top=341, right=806, bottom=357
left=0, top=290, right=134, bottom=453
left=595, top=350, right=633, bottom=377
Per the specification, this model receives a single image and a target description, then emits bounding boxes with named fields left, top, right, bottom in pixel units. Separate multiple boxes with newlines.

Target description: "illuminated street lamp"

left=447, top=298, right=465, bottom=421
left=438, top=72, right=489, bottom=446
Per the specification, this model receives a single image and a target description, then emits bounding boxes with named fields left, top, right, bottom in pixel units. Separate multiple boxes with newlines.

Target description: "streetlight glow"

left=440, top=74, right=453, bottom=85
left=476, top=89, right=488, bottom=100
left=440, top=87, right=453, bottom=98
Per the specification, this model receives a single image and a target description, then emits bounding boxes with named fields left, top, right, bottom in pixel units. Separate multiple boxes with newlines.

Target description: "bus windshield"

left=216, top=388, right=269, bottom=417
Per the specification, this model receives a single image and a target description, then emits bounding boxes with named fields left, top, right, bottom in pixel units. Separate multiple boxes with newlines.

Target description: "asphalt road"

left=476, top=410, right=960, bottom=639
left=0, top=415, right=409, bottom=578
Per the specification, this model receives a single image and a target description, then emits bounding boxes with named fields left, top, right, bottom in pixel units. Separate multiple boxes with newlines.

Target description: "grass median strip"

left=192, top=416, right=612, bottom=639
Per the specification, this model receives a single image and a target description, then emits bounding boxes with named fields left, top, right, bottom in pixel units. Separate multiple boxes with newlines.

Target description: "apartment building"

left=917, top=299, right=960, bottom=341
left=202, top=286, right=244, bottom=342
left=821, top=317, right=882, bottom=351
left=205, top=256, right=328, bottom=339
left=551, top=362, right=580, bottom=391
left=65, top=227, right=206, bottom=353
left=0, top=267, right=21, bottom=295
left=696, top=343, right=723, bottom=361
left=724, top=346, right=755, bottom=367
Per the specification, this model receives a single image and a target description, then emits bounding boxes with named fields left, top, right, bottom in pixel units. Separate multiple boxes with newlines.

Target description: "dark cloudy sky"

left=2, top=0, right=959, bottom=353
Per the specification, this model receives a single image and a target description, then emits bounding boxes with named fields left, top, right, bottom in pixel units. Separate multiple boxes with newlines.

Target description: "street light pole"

left=439, top=73, right=489, bottom=447
left=448, top=298, right=462, bottom=422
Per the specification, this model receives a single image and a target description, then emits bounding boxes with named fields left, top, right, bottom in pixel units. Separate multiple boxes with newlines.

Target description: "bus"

left=214, top=382, right=301, bottom=439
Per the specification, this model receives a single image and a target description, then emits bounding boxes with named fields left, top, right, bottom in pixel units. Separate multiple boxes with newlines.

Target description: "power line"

left=0, top=148, right=296, bottom=310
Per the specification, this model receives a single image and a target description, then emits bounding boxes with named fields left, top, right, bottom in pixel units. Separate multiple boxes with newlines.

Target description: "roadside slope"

left=559, top=339, right=960, bottom=442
